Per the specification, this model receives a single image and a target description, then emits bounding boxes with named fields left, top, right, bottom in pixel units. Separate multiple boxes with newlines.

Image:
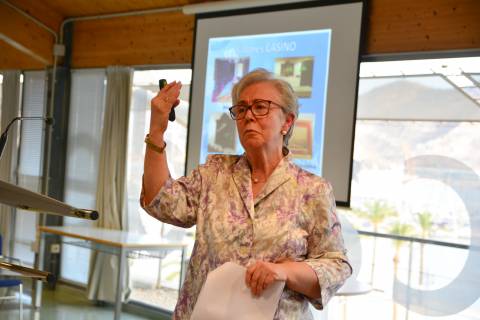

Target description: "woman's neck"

left=245, top=145, right=284, bottom=183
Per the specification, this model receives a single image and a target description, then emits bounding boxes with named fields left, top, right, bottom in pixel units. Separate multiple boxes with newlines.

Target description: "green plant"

left=390, top=221, right=414, bottom=320
left=416, top=211, right=434, bottom=285
left=353, top=200, right=398, bottom=285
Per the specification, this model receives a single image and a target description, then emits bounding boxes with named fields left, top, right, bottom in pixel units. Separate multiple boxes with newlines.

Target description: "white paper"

left=191, top=262, right=285, bottom=320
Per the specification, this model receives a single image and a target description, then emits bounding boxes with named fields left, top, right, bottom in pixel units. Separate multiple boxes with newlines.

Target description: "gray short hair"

left=231, top=68, right=299, bottom=147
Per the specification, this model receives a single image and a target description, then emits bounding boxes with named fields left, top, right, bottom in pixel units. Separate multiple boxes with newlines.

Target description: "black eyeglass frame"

left=228, top=99, right=286, bottom=120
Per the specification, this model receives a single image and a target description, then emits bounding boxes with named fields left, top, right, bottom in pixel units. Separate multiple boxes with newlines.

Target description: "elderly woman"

left=141, top=68, right=352, bottom=319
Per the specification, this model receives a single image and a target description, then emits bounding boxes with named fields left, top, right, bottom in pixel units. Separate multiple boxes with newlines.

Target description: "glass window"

left=14, top=71, right=47, bottom=265
left=126, top=69, right=193, bottom=311
left=61, top=69, right=106, bottom=284
left=339, top=57, right=480, bottom=320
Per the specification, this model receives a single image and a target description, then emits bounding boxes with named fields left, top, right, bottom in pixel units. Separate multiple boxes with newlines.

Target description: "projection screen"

left=186, top=0, right=366, bottom=206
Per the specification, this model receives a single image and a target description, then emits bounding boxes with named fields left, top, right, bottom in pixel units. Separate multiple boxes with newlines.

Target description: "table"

left=36, top=226, right=187, bottom=320
left=336, top=278, right=372, bottom=320
left=336, top=278, right=372, bottom=296
left=0, top=263, right=38, bottom=278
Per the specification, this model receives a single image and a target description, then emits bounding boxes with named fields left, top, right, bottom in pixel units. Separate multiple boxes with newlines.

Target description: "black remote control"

left=159, top=79, right=176, bottom=122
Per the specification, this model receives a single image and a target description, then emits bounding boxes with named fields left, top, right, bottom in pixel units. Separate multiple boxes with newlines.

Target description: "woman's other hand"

left=245, top=261, right=287, bottom=296
left=149, top=81, right=182, bottom=135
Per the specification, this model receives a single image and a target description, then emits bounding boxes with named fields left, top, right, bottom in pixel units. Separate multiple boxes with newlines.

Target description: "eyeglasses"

left=229, top=99, right=285, bottom=120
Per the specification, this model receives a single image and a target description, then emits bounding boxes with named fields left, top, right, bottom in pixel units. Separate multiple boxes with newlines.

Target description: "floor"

left=0, top=284, right=170, bottom=320
left=130, top=287, right=178, bottom=312
left=3, top=281, right=478, bottom=320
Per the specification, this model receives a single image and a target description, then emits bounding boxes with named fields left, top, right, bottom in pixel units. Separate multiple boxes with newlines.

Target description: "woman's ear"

left=283, top=113, right=295, bottom=132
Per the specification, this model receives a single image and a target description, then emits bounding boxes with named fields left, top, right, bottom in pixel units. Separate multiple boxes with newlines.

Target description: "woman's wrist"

left=145, top=134, right=167, bottom=154
left=149, top=112, right=168, bottom=134
left=277, top=262, right=291, bottom=284
left=147, top=128, right=164, bottom=141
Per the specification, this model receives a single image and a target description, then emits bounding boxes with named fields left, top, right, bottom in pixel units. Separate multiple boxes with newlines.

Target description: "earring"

left=281, top=130, right=287, bottom=135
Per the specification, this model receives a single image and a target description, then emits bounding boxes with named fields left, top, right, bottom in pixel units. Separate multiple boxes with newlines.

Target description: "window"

left=339, top=57, right=480, bottom=320
left=13, top=71, right=47, bottom=265
left=126, top=69, right=193, bottom=311
left=61, top=69, right=106, bottom=284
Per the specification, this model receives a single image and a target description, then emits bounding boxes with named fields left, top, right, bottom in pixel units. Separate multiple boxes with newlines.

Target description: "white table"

left=336, top=278, right=372, bottom=320
left=336, top=278, right=372, bottom=296
left=36, top=226, right=187, bottom=320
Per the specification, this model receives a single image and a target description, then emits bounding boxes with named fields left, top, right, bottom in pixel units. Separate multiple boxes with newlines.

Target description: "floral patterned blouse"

left=141, top=153, right=352, bottom=320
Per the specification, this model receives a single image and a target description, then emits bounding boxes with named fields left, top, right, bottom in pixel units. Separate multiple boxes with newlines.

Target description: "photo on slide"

left=212, top=58, right=250, bottom=103
left=207, top=112, right=237, bottom=153
left=274, top=57, right=314, bottom=98
left=289, top=113, right=315, bottom=159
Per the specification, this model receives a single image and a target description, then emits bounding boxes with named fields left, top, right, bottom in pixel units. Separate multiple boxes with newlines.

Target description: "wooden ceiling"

left=0, top=0, right=220, bottom=69
left=6, top=0, right=219, bottom=31
left=1, top=0, right=480, bottom=70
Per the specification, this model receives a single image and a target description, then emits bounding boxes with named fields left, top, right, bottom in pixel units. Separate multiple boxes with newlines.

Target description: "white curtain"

left=0, top=71, right=21, bottom=256
left=62, top=69, right=106, bottom=284
left=87, top=66, right=132, bottom=302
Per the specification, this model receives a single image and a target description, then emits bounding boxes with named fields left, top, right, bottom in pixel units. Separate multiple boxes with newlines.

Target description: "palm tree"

left=390, top=222, right=414, bottom=320
left=416, top=211, right=434, bottom=285
left=354, top=200, right=398, bottom=285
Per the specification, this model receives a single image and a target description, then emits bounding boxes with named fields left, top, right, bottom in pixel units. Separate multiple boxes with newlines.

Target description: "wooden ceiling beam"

left=0, top=2, right=54, bottom=68
left=366, top=0, right=480, bottom=54
left=0, top=33, right=50, bottom=65
left=0, top=40, right=45, bottom=70
left=7, top=0, right=64, bottom=32
left=71, top=11, right=194, bottom=68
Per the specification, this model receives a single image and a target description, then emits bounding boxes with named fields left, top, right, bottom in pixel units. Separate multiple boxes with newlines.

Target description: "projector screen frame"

left=186, top=0, right=368, bottom=207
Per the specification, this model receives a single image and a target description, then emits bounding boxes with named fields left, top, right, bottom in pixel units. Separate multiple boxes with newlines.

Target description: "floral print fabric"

left=141, top=154, right=352, bottom=319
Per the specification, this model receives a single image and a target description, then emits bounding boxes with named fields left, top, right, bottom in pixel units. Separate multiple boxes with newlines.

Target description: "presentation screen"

left=187, top=1, right=365, bottom=206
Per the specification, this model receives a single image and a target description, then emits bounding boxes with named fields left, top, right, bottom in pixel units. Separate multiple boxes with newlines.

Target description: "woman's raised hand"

left=149, top=81, right=182, bottom=135
left=245, top=261, right=288, bottom=296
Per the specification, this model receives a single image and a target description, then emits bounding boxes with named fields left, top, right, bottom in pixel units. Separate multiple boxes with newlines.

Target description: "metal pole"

left=405, top=241, right=414, bottom=320
left=115, top=248, right=127, bottom=320
left=33, top=232, right=45, bottom=308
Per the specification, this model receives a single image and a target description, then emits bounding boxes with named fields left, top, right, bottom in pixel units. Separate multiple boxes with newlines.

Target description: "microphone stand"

left=0, top=116, right=54, bottom=159
left=0, top=116, right=69, bottom=285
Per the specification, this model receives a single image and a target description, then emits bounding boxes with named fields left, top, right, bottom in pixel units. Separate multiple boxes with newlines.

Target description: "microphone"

left=0, top=116, right=54, bottom=159
left=0, top=179, right=99, bottom=221
left=159, top=79, right=176, bottom=122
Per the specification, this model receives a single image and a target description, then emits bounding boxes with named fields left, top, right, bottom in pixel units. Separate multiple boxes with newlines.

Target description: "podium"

left=0, top=179, right=99, bottom=299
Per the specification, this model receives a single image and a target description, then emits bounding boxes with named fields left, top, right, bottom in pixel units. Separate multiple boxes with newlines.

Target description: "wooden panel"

left=8, top=0, right=64, bottom=32
left=366, top=0, right=480, bottom=54
left=0, top=41, right=45, bottom=70
left=71, top=11, right=194, bottom=68
left=0, top=2, right=53, bottom=68
left=71, top=0, right=479, bottom=68
left=3, top=0, right=479, bottom=70
left=38, top=0, right=221, bottom=18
